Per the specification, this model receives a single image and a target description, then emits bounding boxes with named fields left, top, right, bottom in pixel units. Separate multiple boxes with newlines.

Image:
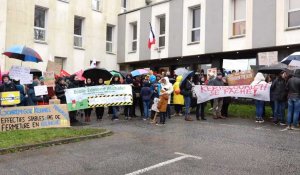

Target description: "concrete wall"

left=139, top=7, right=151, bottom=61
left=252, top=0, right=276, bottom=48
left=0, top=0, right=8, bottom=71
left=117, top=15, right=126, bottom=63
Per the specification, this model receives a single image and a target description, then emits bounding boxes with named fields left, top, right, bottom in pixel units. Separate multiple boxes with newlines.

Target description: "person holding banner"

left=55, top=78, right=67, bottom=104
left=84, top=78, right=94, bottom=122
left=110, top=75, right=122, bottom=121
left=95, top=78, right=105, bottom=121
left=26, top=81, right=43, bottom=106
left=67, top=75, right=81, bottom=124
left=0, top=74, right=18, bottom=93
left=251, top=73, right=267, bottom=123
left=210, top=72, right=225, bottom=119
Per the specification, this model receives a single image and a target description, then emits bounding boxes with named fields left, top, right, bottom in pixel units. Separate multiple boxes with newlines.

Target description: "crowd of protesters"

left=0, top=68, right=299, bottom=130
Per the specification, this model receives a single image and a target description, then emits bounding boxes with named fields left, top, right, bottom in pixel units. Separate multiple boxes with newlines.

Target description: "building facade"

left=0, top=0, right=132, bottom=74
left=117, top=0, right=300, bottom=73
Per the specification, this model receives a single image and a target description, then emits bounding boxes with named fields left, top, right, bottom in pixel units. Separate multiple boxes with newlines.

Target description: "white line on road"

left=125, top=152, right=202, bottom=175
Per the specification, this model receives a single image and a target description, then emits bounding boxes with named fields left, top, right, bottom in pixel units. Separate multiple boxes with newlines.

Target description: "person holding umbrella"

left=84, top=78, right=93, bottom=122
left=110, top=75, right=122, bottom=121
left=95, top=78, right=105, bottom=121
left=180, top=75, right=194, bottom=121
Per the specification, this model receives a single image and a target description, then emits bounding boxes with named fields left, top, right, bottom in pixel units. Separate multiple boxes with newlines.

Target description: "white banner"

left=194, top=84, right=271, bottom=104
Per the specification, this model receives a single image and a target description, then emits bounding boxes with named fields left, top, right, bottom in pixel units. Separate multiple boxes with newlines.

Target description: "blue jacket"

left=141, top=86, right=153, bottom=101
left=26, top=85, right=42, bottom=106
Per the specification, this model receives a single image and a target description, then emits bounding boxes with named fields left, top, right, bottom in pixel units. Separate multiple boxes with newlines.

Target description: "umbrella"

left=110, top=70, right=125, bottom=78
left=174, top=68, right=188, bottom=76
left=180, top=71, right=194, bottom=86
left=82, top=68, right=112, bottom=82
left=281, top=52, right=300, bottom=67
left=30, top=69, right=42, bottom=77
left=131, top=69, right=149, bottom=77
left=258, top=63, right=288, bottom=74
left=2, top=45, right=43, bottom=63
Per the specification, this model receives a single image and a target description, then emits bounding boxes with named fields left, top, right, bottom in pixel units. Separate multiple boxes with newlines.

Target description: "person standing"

left=221, top=77, right=231, bottom=118
left=124, top=75, right=134, bottom=120
left=110, top=75, right=121, bottom=121
left=286, top=69, right=300, bottom=130
left=26, top=80, right=43, bottom=106
left=271, top=71, right=287, bottom=125
left=211, top=72, right=225, bottom=119
left=157, top=88, right=169, bottom=126
left=173, top=75, right=184, bottom=116
left=95, top=78, right=105, bottom=121
left=84, top=78, right=93, bottom=122
left=180, top=76, right=193, bottom=121
left=141, top=82, right=153, bottom=120
left=159, top=77, right=173, bottom=119
left=67, top=75, right=81, bottom=124
left=55, top=78, right=67, bottom=104
left=251, top=72, right=267, bottom=123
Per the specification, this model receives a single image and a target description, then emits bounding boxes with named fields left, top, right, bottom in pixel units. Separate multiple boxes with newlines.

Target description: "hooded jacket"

left=160, top=77, right=173, bottom=104
left=251, top=73, right=267, bottom=85
left=286, top=69, right=300, bottom=99
left=141, top=82, right=153, bottom=101
left=173, top=76, right=184, bottom=105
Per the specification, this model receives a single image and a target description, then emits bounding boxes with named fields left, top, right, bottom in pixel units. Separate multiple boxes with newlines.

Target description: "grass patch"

left=204, top=103, right=272, bottom=119
left=0, top=128, right=106, bottom=149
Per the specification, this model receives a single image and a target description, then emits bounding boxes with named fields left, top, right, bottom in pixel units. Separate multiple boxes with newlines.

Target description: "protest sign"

left=47, top=61, right=61, bottom=75
left=43, top=71, right=55, bottom=87
left=0, top=104, right=70, bottom=132
left=0, top=91, right=20, bottom=106
left=65, top=85, right=133, bottom=111
left=34, top=85, right=48, bottom=96
left=20, top=74, right=33, bottom=85
left=9, top=66, right=30, bottom=80
left=258, top=51, right=278, bottom=66
left=207, top=68, right=217, bottom=79
left=227, top=70, right=254, bottom=86
left=194, top=84, right=271, bottom=104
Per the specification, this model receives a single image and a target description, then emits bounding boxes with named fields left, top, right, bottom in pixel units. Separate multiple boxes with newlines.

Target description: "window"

left=54, top=57, right=66, bottom=74
left=74, top=16, right=84, bottom=47
left=288, top=0, right=300, bottom=27
left=92, top=0, right=101, bottom=11
left=190, top=6, right=200, bottom=42
left=34, top=6, right=47, bottom=41
left=158, top=15, right=166, bottom=48
left=232, top=0, right=246, bottom=36
left=131, top=22, right=137, bottom=51
left=106, top=25, right=114, bottom=52
left=121, top=0, right=128, bottom=9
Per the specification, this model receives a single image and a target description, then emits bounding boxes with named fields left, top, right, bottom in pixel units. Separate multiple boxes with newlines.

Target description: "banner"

left=0, top=91, right=20, bottom=106
left=34, top=85, right=48, bottom=96
left=0, top=104, right=70, bottom=132
left=65, top=85, right=133, bottom=111
left=227, top=70, right=254, bottom=86
left=194, top=84, right=271, bottom=104
left=43, top=71, right=55, bottom=87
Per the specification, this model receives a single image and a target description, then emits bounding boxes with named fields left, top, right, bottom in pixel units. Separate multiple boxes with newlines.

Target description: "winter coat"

left=173, top=76, right=184, bottom=105
left=209, top=78, right=224, bottom=86
left=26, top=84, right=43, bottom=106
left=157, top=93, right=169, bottom=112
left=271, top=77, right=287, bottom=101
left=286, top=69, right=300, bottom=99
left=251, top=73, right=267, bottom=85
left=160, top=77, right=173, bottom=104
left=55, top=83, right=67, bottom=104
left=141, top=86, right=153, bottom=101
left=0, top=81, right=17, bottom=92
left=181, top=79, right=193, bottom=97
left=16, top=84, right=26, bottom=106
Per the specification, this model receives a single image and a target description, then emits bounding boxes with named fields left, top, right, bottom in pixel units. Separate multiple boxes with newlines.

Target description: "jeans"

left=184, top=96, right=191, bottom=118
left=287, top=98, right=300, bottom=127
left=274, top=101, right=285, bottom=123
left=213, top=98, right=223, bottom=117
left=143, top=100, right=151, bottom=119
left=160, top=112, right=166, bottom=124
left=255, top=100, right=265, bottom=120
left=174, top=104, right=182, bottom=114
left=95, top=107, right=104, bottom=119
left=167, top=104, right=171, bottom=118
left=112, top=106, right=118, bottom=120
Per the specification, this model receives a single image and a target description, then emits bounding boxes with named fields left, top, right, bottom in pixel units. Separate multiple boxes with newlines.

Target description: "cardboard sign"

left=0, top=91, right=20, bottom=106
left=47, top=61, right=61, bottom=75
left=43, top=71, right=55, bottom=87
left=65, top=85, right=133, bottom=111
left=194, top=84, right=271, bottom=104
left=34, top=85, right=48, bottom=96
left=49, top=99, right=61, bottom=104
left=9, top=66, right=30, bottom=80
left=207, top=68, right=217, bottom=80
left=227, top=70, right=254, bottom=86
left=0, top=104, right=70, bottom=132
left=258, top=51, right=278, bottom=66
left=20, top=74, right=33, bottom=85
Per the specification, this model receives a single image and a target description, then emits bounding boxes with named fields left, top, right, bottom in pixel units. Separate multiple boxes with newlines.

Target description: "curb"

left=0, top=130, right=113, bottom=155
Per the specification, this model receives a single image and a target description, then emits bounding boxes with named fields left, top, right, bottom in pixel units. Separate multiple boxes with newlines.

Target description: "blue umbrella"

left=281, top=52, right=300, bottom=67
left=180, top=71, right=194, bottom=87
left=2, top=45, right=43, bottom=63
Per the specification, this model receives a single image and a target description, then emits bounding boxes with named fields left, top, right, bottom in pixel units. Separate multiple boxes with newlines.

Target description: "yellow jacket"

left=173, top=76, right=184, bottom=105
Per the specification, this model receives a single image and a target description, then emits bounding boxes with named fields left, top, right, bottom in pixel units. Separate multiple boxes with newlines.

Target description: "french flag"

left=148, top=22, right=156, bottom=49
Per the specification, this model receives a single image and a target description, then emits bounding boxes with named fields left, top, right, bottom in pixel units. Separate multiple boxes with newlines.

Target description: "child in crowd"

left=157, top=88, right=169, bottom=126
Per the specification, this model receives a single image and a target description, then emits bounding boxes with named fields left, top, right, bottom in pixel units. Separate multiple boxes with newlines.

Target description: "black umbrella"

left=30, top=69, right=42, bottom=77
left=82, top=68, right=112, bottom=82
left=281, top=52, right=300, bottom=67
left=258, top=63, right=288, bottom=74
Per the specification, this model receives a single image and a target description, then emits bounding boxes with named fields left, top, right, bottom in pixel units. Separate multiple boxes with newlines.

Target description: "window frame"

left=130, top=22, right=138, bottom=52
left=189, top=5, right=201, bottom=43
left=231, top=0, right=246, bottom=37
left=287, top=0, right=300, bottom=29
left=34, top=6, right=47, bottom=42
left=92, top=0, right=102, bottom=12
left=74, top=16, right=84, bottom=48
left=158, top=15, right=166, bottom=48
left=106, top=25, right=114, bottom=53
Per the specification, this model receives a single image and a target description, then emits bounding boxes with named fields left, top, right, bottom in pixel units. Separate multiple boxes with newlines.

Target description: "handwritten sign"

left=0, top=104, right=70, bottom=132
left=0, top=91, right=20, bottom=106
left=194, top=84, right=271, bottom=104
left=227, top=70, right=254, bottom=86
left=9, top=66, right=30, bottom=80
left=47, top=61, right=61, bottom=75
left=258, top=51, right=278, bottom=66
left=43, top=71, right=55, bottom=87
left=34, top=85, right=48, bottom=96
left=20, top=74, right=33, bottom=85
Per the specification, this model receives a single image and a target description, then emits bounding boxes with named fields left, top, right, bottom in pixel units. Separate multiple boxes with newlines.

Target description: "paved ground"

left=0, top=113, right=299, bottom=175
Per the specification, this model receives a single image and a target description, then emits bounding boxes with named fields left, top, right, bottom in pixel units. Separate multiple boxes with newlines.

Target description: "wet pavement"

left=0, top=113, right=299, bottom=175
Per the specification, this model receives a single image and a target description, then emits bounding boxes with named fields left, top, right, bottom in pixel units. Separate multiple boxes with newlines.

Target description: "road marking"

left=125, top=152, right=202, bottom=175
